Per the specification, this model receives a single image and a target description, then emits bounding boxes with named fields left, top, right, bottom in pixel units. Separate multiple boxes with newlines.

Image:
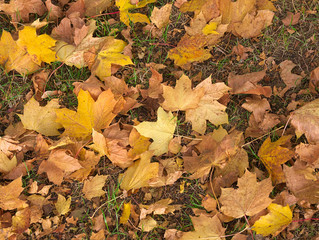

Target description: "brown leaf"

left=279, top=60, right=303, bottom=96
left=140, top=68, right=163, bottom=99
left=83, top=175, right=108, bottom=200
left=139, top=199, right=181, bottom=219
left=228, top=69, right=271, bottom=97
left=0, top=177, right=28, bottom=210
left=11, top=207, right=31, bottom=234
left=309, top=67, right=319, bottom=93
left=45, top=0, right=63, bottom=20
left=180, top=214, right=225, bottom=239
left=83, top=0, right=112, bottom=16
left=219, top=170, right=273, bottom=218
left=232, top=44, right=253, bottom=61
left=282, top=12, right=301, bottom=26
left=162, top=74, right=204, bottom=111
left=284, top=160, right=319, bottom=204
left=296, top=143, right=319, bottom=167
left=242, top=96, right=270, bottom=123
left=150, top=4, right=172, bottom=29
left=32, top=70, right=50, bottom=101
left=290, top=98, right=319, bottom=144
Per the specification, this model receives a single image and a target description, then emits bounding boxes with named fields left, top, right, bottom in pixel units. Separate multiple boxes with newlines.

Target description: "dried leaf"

left=0, top=177, right=28, bottom=210
left=219, top=170, right=273, bottom=218
left=83, top=175, right=108, bottom=200
left=55, top=194, right=71, bottom=216
left=134, top=107, right=176, bottom=156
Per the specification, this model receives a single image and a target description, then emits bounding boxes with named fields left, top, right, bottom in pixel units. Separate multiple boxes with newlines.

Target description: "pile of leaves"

left=0, top=0, right=319, bottom=239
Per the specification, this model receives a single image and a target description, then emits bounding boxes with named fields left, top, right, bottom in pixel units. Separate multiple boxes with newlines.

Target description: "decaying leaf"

left=120, top=151, right=159, bottom=191
left=253, top=203, right=292, bottom=236
left=134, top=107, right=176, bottom=156
left=18, top=97, right=62, bottom=136
left=150, top=4, right=172, bottom=29
left=258, top=136, right=294, bottom=184
left=219, top=170, right=273, bottom=218
left=56, top=89, right=124, bottom=139
left=0, top=151, right=17, bottom=173
left=162, top=74, right=205, bottom=112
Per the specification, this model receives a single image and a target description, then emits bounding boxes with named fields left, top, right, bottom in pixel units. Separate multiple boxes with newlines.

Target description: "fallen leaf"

left=284, top=160, right=319, bottom=204
left=73, top=76, right=107, bottom=101
left=150, top=4, right=172, bottom=29
left=55, top=194, right=71, bottom=216
left=0, top=177, right=28, bottom=210
left=185, top=77, right=230, bottom=134
left=32, top=70, right=50, bottom=101
left=134, top=107, right=176, bottom=156
left=295, top=143, right=319, bottom=167
left=45, top=0, right=63, bottom=20
left=180, top=215, right=225, bottom=240
left=11, top=207, right=31, bottom=234
left=282, top=12, right=301, bottom=26
left=252, top=204, right=292, bottom=236
left=82, top=175, right=108, bottom=200
left=116, top=0, right=156, bottom=26
left=0, top=0, right=46, bottom=22
left=258, top=136, right=294, bottom=184
left=0, top=136, right=22, bottom=157
left=279, top=60, right=303, bottom=96
left=138, top=216, right=157, bottom=232
left=168, top=34, right=212, bottom=69
left=120, top=151, right=159, bottom=191
left=309, top=67, right=319, bottom=93
left=0, top=151, right=17, bottom=173
left=139, top=198, right=181, bottom=219
left=228, top=69, right=271, bottom=97
left=242, top=96, right=270, bottom=123
left=219, top=170, right=273, bottom=218
left=83, top=0, right=112, bottom=16
left=18, top=97, right=62, bottom=136
left=140, top=68, right=163, bottom=99
left=120, top=202, right=131, bottom=224
left=290, top=98, right=319, bottom=144
left=232, top=44, right=253, bottom=61
left=162, top=74, right=205, bottom=112
left=56, top=89, right=124, bottom=139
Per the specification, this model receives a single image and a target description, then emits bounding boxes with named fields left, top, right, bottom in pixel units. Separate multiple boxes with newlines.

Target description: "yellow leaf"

left=252, top=203, right=292, bottom=236
left=258, top=136, right=294, bottom=184
left=168, top=34, right=211, bottom=69
left=17, top=26, right=57, bottom=65
left=120, top=202, right=131, bottom=224
left=90, top=129, right=109, bottom=156
left=92, top=38, right=133, bottom=79
left=55, top=194, right=71, bottom=216
left=134, top=107, right=176, bottom=156
left=0, top=151, right=17, bottom=173
left=82, top=175, right=108, bottom=200
left=0, top=30, right=39, bottom=74
left=120, top=151, right=159, bottom=191
left=202, top=22, right=219, bottom=35
left=116, top=0, right=156, bottom=26
left=185, top=77, right=230, bottom=134
left=18, top=97, right=62, bottom=136
left=162, top=74, right=205, bottom=112
left=55, top=89, right=124, bottom=139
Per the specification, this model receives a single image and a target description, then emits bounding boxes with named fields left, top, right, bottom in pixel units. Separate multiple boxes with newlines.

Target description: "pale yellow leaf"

left=83, top=175, right=108, bottom=200
left=0, top=151, right=17, bottom=173
left=55, top=194, right=71, bottom=216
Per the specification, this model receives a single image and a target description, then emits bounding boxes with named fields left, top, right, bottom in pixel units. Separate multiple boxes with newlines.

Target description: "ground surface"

left=0, top=0, right=319, bottom=239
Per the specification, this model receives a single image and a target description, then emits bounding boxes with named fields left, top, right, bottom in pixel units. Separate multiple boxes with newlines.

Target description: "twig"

left=282, top=115, right=292, bottom=136
left=173, top=134, right=202, bottom=141
left=241, top=126, right=284, bottom=148
left=244, top=214, right=255, bottom=240
left=209, top=166, right=220, bottom=210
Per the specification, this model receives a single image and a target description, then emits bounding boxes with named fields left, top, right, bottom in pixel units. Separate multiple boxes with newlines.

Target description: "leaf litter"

left=0, top=0, right=318, bottom=239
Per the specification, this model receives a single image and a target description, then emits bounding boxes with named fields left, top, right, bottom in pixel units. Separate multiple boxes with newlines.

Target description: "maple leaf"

left=17, top=26, right=57, bottom=65
left=38, top=149, right=83, bottom=185
left=0, top=136, right=22, bottom=157
left=0, top=177, right=28, bottom=210
left=0, top=30, right=39, bottom=74
left=56, top=89, right=124, bottom=139
left=55, top=194, right=71, bottom=216
left=219, top=170, right=273, bottom=218
left=162, top=75, right=205, bottom=112
left=83, top=0, right=112, bottom=16
left=168, top=34, right=212, bottom=69
left=0, top=150, right=17, bottom=173
left=258, top=136, right=295, bottom=184
left=283, top=160, right=319, bottom=204
left=0, top=0, right=46, bottom=22
left=134, top=107, right=176, bottom=156
left=91, top=37, right=133, bottom=79
left=18, top=97, right=62, bottom=136
left=82, top=175, right=108, bottom=200
left=116, top=0, right=156, bottom=26
left=180, top=215, right=225, bottom=240
left=185, top=77, right=230, bottom=134
left=150, top=4, right=172, bottom=29
left=279, top=60, right=303, bottom=96
left=252, top=204, right=292, bottom=236
left=290, top=98, right=319, bottom=144
left=120, top=151, right=159, bottom=191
